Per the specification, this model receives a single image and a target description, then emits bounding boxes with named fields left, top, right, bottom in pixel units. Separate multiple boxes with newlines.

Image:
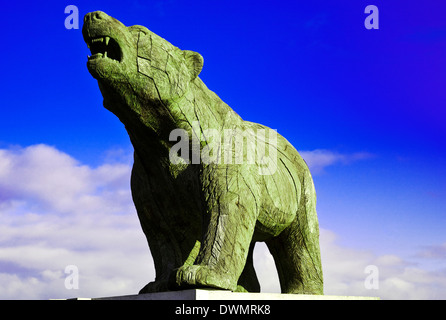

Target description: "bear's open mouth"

left=87, top=36, right=122, bottom=62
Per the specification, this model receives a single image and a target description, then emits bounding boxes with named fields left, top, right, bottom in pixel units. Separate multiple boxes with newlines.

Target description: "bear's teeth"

left=105, top=36, right=110, bottom=46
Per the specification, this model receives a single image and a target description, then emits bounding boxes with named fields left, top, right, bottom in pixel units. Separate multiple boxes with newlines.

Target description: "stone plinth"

left=70, top=289, right=379, bottom=300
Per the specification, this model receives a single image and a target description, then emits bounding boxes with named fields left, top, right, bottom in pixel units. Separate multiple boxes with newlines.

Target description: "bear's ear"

left=183, top=50, right=203, bottom=81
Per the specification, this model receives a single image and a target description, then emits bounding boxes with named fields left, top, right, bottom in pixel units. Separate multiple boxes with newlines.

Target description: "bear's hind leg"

left=266, top=216, right=323, bottom=295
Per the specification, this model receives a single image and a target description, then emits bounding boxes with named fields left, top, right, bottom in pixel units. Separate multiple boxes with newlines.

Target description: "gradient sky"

left=0, top=1, right=445, bottom=299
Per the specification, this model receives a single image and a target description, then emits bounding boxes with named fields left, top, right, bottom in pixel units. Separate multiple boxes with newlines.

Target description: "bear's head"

left=82, top=11, right=203, bottom=131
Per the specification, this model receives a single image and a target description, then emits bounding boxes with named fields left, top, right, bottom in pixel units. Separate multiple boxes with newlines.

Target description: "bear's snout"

left=84, top=11, right=110, bottom=24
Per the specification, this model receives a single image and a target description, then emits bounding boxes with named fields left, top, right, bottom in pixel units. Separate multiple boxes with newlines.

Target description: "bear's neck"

left=126, top=77, right=244, bottom=173
left=170, top=77, right=243, bottom=136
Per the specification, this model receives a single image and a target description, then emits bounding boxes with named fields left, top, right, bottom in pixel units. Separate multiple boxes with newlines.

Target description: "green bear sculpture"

left=82, top=11, right=323, bottom=294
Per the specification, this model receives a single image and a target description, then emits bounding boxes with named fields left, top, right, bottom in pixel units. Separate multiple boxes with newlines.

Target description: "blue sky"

left=0, top=1, right=445, bottom=299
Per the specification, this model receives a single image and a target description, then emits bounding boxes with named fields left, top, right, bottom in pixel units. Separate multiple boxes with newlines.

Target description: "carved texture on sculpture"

left=82, top=11, right=323, bottom=294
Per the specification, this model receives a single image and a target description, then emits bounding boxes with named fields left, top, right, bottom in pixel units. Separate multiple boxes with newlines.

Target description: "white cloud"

left=318, top=229, right=446, bottom=299
left=0, top=144, right=445, bottom=299
left=254, top=228, right=446, bottom=299
left=416, top=243, right=446, bottom=259
left=299, top=149, right=374, bottom=174
left=0, top=144, right=152, bottom=299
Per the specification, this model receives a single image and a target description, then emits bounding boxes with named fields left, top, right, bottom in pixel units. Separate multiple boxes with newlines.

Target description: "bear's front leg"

left=175, top=177, right=258, bottom=291
left=174, top=265, right=235, bottom=290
